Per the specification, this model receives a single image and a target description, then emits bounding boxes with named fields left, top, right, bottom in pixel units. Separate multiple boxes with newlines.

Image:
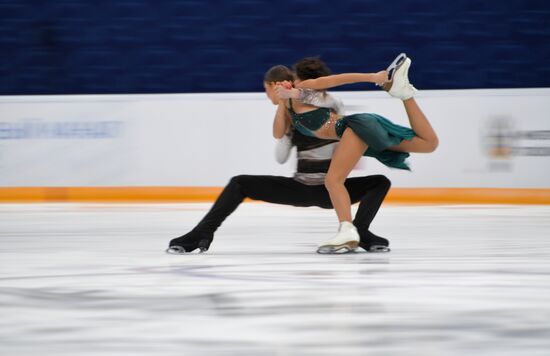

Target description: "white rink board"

left=1, top=88, right=549, bottom=188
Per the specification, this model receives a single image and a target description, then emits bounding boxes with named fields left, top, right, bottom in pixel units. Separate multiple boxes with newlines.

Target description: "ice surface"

left=1, top=203, right=550, bottom=355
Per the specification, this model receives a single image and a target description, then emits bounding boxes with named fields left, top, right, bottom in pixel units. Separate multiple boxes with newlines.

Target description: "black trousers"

left=171, top=174, right=391, bottom=251
left=197, top=174, right=390, bottom=234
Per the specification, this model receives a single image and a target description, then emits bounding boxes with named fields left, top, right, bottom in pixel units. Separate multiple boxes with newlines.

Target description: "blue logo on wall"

left=0, top=119, right=123, bottom=140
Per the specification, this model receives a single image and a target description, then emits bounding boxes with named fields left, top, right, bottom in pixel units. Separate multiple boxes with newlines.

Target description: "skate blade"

left=166, top=246, right=208, bottom=254
left=368, top=245, right=391, bottom=253
left=382, top=54, right=409, bottom=91
left=317, top=241, right=358, bottom=254
left=386, top=53, right=407, bottom=81
left=377, top=53, right=407, bottom=88
left=166, top=246, right=186, bottom=255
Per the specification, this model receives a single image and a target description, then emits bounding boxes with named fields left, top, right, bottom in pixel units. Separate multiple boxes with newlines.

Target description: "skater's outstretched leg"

left=167, top=176, right=247, bottom=253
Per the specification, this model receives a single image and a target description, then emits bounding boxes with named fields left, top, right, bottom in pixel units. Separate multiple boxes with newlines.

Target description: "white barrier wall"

left=1, top=89, right=549, bottom=188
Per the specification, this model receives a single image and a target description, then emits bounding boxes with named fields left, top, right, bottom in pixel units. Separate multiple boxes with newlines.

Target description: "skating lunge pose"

left=166, top=130, right=392, bottom=254
left=167, top=58, right=392, bottom=254
left=265, top=54, right=438, bottom=253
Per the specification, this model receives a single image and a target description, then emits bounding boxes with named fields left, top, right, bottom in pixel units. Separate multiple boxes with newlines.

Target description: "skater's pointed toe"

left=167, top=230, right=213, bottom=254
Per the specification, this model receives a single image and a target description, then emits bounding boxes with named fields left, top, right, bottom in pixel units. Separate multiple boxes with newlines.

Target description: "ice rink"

left=1, top=203, right=550, bottom=356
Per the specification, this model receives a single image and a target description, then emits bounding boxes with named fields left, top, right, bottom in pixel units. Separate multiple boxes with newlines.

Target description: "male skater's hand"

left=274, top=81, right=300, bottom=100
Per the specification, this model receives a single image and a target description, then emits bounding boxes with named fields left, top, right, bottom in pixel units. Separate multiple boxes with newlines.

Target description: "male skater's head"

left=293, top=56, right=332, bottom=83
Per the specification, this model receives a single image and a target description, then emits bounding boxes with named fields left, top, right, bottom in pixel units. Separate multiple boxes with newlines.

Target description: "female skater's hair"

left=264, top=65, right=294, bottom=83
left=293, top=56, right=332, bottom=81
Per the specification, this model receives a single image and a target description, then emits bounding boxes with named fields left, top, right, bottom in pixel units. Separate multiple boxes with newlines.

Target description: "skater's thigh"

left=344, top=175, right=390, bottom=204
left=326, top=128, right=368, bottom=183
left=388, top=136, right=433, bottom=153
left=238, top=175, right=330, bottom=207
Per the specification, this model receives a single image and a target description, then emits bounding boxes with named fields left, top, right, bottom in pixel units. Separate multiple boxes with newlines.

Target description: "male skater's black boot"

left=358, top=230, right=391, bottom=253
left=166, top=229, right=213, bottom=254
left=166, top=176, right=249, bottom=254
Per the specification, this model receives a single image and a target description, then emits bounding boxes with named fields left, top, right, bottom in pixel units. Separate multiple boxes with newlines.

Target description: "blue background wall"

left=1, top=0, right=549, bottom=95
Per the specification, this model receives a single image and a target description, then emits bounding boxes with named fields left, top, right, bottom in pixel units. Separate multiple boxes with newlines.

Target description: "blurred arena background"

left=1, top=0, right=549, bottom=95
left=1, top=0, right=549, bottom=203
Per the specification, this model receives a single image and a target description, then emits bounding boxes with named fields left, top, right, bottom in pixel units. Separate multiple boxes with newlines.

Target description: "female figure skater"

left=264, top=54, right=438, bottom=253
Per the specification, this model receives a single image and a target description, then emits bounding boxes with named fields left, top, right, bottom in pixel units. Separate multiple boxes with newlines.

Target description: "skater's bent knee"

left=427, top=137, right=439, bottom=153
left=229, top=175, right=251, bottom=186
left=324, top=174, right=346, bottom=189
left=418, top=137, right=439, bottom=153
left=374, top=175, right=392, bottom=189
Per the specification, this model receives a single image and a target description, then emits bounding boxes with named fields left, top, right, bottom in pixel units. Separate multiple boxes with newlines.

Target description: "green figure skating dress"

left=288, top=99, right=415, bottom=170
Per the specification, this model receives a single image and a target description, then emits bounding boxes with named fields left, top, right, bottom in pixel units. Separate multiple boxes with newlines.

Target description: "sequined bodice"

left=287, top=99, right=333, bottom=137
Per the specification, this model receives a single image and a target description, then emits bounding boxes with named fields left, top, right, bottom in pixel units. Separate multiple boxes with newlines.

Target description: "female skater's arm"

left=296, top=71, right=388, bottom=90
left=273, top=101, right=291, bottom=139
left=274, top=85, right=345, bottom=115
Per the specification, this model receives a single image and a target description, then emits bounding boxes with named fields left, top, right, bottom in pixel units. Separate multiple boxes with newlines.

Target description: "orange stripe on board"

left=0, top=187, right=549, bottom=204
left=0, top=187, right=223, bottom=203
left=385, top=188, right=550, bottom=205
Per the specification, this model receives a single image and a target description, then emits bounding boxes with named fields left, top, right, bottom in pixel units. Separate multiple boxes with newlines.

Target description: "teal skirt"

left=335, top=113, right=415, bottom=170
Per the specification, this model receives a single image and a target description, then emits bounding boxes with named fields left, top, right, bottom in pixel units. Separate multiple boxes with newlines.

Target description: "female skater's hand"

left=373, top=70, right=389, bottom=85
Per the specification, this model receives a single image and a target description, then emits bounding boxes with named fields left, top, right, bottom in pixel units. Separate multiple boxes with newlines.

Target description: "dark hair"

left=293, top=56, right=332, bottom=80
left=264, top=65, right=294, bottom=83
